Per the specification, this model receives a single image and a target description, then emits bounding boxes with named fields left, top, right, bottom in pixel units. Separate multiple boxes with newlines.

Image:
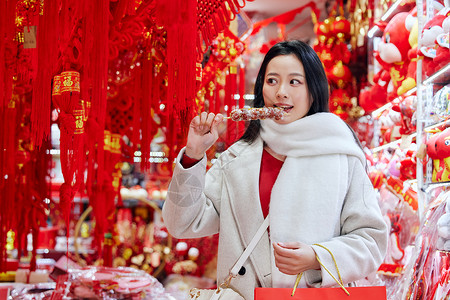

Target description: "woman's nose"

left=276, top=85, right=288, bottom=99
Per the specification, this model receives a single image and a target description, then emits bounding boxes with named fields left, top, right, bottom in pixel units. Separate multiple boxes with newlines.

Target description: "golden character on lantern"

left=74, top=113, right=84, bottom=135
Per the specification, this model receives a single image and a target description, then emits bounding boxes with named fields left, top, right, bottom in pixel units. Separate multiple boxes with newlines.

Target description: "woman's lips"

left=274, top=104, right=293, bottom=113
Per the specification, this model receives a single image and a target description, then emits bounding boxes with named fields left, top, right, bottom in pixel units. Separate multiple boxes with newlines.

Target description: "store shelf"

left=370, top=86, right=417, bottom=118
left=121, top=198, right=162, bottom=209
left=371, top=67, right=450, bottom=154
left=423, top=63, right=450, bottom=85
left=368, top=0, right=409, bottom=39
left=422, top=181, right=450, bottom=193
left=371, top=119, right=450, bottom=153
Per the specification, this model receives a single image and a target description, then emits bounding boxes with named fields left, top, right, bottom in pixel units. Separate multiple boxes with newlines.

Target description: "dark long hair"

left=240, top=40, right=330, bottom=144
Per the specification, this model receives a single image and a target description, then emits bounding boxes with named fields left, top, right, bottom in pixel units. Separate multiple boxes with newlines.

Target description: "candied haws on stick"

left=228, top=107, right=285, bottom=121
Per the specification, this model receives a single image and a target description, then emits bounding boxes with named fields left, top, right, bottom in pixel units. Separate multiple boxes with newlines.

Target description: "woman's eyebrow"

left=290, top=72, right=305, bottom=77
left=266, top=72, right=305, bottom=77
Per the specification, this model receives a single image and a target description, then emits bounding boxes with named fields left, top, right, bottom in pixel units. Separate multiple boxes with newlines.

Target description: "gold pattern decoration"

left=60, top=71, right=80, bottom=93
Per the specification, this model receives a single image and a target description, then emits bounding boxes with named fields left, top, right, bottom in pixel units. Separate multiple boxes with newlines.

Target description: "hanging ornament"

left=328, top=61, right=353, bottom=89
left=329, top=88, right=352, bottom=121
left=52, top=70, right=88, bottom=234
left=30, top=0, right=59, bottom=148
left=330, top=16, right=351, bottom=42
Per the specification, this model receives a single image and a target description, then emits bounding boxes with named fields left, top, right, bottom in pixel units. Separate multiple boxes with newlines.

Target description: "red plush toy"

left=376, top=12, right=412, bottom=101
left=426, top=127, right=450, bottom=182
left=359, top=82, right=388, bottom=114
left=419, top=7, right=450, bottom=77
left=391, top=94, right=417, bottom=135
left=434, top=10, right=450, bottom=75
left=359, top=11, right=414, bottom=113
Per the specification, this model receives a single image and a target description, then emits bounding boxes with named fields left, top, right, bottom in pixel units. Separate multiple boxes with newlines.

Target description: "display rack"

left=415, top=0, right=450, bottom=217
left=398, top=0, right=450, bottom=297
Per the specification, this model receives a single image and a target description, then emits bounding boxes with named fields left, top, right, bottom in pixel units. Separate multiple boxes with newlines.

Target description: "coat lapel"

left=222, top=138, right=272, bottom=287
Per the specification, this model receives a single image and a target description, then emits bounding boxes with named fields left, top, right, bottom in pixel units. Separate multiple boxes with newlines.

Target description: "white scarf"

left=259, top=112, right=366, bottom=288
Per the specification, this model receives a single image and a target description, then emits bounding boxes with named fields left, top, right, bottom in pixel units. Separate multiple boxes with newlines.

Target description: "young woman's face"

left=262, top=54, right=312, bottom=124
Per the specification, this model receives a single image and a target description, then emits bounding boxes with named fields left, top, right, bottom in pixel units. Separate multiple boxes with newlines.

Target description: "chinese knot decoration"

left=52, top=70, right=89, bottom=232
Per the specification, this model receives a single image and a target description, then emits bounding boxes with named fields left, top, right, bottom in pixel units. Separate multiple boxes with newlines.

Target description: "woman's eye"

left=290, top=79, right=301, bottom=84
left=267, top=78, right=277, bottom=84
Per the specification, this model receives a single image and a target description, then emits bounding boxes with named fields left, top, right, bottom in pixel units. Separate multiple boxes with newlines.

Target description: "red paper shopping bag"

left=257, top=244, right=387, bottom=299
left=254, top=286, right=387, bottom=300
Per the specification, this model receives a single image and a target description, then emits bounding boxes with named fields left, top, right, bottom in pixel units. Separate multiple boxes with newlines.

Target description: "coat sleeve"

left=162, top=147, right=225, bottom=239
left=306, top=156, right=388, bottom=287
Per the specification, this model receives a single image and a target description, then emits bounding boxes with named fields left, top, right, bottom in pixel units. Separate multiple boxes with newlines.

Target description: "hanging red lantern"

left=330, top=16, right=351, bottom=41
left=329, top=88, right=352, bottom=121
left=316, top=44, right=335, bottom=69
left=328, top=61, right=352, bottom=89
left=314, top=17, right=333, bottom=45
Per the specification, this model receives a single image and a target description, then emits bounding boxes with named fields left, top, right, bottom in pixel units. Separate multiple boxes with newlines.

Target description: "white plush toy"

left=437, top=198, right=450, bottom=251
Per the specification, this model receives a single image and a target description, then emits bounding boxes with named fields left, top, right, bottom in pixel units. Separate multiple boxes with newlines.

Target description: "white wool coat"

left=162, top=136, right=388, bottom=300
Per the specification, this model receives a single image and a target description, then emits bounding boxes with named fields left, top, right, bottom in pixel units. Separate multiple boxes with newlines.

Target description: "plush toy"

left=377, top=183, right=420, bottom=276
left=433, top=11, right=450, bottom=74
left=358, top=82, right=389, bottom=114
left=437, top=198, right=450, bottom=251
left=391, top=94, right=417, bottom=135
left=426, top=128, right=450, bottom=182
left=432, top=84, right=450, bottom=121
left=398, top=8, right=419, bottom=95
left=419, top=7, right=450, bottom=77
left=376, top=108, right=403, bottom=144
left=376, top=12, right=412, bottom=101
left=399, top=150, right=417, bottom=181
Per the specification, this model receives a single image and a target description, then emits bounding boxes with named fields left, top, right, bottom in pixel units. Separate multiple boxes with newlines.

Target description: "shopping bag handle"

left=291, top=244, right=350, bottom=297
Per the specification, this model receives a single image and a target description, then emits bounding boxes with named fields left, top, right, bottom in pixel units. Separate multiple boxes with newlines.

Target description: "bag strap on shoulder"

left=218, top=216, right=270, bottom=292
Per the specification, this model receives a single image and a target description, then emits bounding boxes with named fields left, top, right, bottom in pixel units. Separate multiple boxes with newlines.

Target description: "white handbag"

left=189, top=286, right=244, bottom=300
left=189, top=216, right=270, bottom=300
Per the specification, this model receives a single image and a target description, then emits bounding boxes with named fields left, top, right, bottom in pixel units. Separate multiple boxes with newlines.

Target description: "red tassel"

left=84, top=0, right=110, bottom=254
left=102, top=233, right=113, bottom=267
left=238, top=64, right=245, bottom=136
left=0, top=105, right=16, bottom=272
left=132, top=66, right=142, bottom=148
left=140, top=57, right=154, bottom=170
left=89, top=0, right=109, bottom=186
left=214, top=80, right=221, bottom=114
left=197, top=0, right=252, bottom=55
left=227, top=64, right=237, bottom=110
left=156, top=0, right=197, bottom=133
left=0, top=0, right=7, bottom=110
left=0, top=2, right=15, bottom=270
left=53, top=70, right=85, bottom=234
left=225, top=65, right=237, bottom=145
left=31, top=0, right=59, bottom=148
left=0, top=0, right=17, bottom=269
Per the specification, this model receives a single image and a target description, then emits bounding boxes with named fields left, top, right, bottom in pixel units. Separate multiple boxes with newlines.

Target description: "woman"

left=162, top=40, right=388, bottom=299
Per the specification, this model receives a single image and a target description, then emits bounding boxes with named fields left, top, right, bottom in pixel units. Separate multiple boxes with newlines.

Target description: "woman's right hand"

left=185, top=112, right=224, bottom=160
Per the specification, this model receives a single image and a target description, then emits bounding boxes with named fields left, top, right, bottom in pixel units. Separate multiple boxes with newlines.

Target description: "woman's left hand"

left=272, top=242, right=320, bottom=275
